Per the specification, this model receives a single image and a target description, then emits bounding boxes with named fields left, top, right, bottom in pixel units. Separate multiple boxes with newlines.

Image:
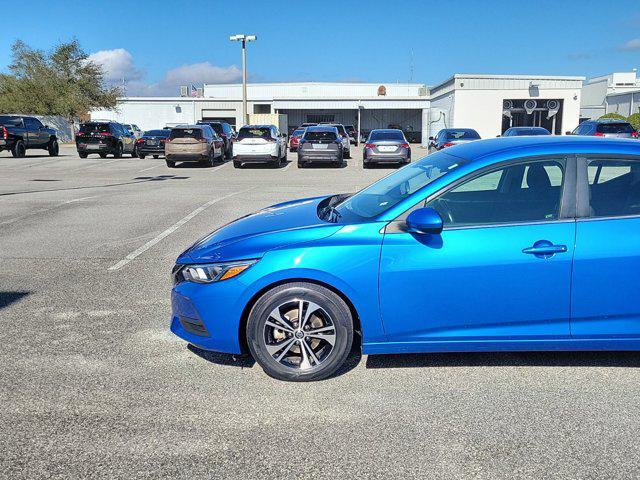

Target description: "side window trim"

left=389, top=155, right=576, bottom=228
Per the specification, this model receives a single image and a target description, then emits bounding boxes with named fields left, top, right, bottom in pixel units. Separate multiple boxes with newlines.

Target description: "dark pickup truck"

left=0, top=115, right=59, bottom=157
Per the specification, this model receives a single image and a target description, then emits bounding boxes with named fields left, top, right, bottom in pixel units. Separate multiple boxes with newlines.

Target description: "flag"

left=190, top=85, right=198, bottom=97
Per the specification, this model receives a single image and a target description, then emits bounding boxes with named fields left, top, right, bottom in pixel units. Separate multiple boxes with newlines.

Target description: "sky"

left=1, top=0, right=639, bottom=96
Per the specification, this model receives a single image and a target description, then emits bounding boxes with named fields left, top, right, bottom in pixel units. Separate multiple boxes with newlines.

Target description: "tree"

left=628, top=113, right=640, bottom=131
left=599, top=112, right=627, bottom=121
left=0, top=39, right=121, bottom=121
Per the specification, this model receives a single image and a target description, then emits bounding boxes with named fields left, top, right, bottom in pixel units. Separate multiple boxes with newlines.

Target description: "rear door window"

left=588, top=158, right=640, bottom=217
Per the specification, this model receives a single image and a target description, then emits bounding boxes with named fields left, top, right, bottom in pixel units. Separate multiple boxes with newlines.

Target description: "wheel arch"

left=238, top=277, right=362, bottom=354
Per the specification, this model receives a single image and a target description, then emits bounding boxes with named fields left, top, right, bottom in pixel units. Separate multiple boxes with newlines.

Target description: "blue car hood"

left=178, top=195, right=341, bottom=263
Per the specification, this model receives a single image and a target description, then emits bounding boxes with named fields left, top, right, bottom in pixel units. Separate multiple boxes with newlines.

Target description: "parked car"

left=344, top=125, right=358, bottom=145
left=197, top=120, right=234, bottom=159
left=123, top=124, right=142, bottom=138
left=502, top=127, right=551, bottom=137
left=289, top=128, right=306, bottom=152
left=164, top=125, right=223, bottom=168
left=325, top=124, right=351, bottom=158
left=429, top=128, right=481, bottom=153
left=170, top=135, right=640, bottom=381
left=297, top=126, right=343, bottom=168
left=569, top=119, right=638, bottom=138
left=136, top=129, right=172, bottom=159
left=232, top=125, right=287, bottom=168
left=0, top=115, right=59, bottom=158
left=363, top=129, right=410, bottom=167
left=76, top=121, right=136, bottom=158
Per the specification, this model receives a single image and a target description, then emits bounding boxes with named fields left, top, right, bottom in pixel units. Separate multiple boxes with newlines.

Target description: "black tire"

left=298, top=160, right=305, bottom=168
left=165, top=159, right=175, bottom=168
left=225, top=142, right=232, bottom=159
left=153, top=155, right=159, bottom=159
left=363, top=161, right=369, bottom=169
left=11, top=140, right=26, bottom=158
left=246, top=282, right=354, bottom=382
left=99, top=153, right=108, bottom=158
left=233, top=160, right=242, bottom=168
left=344, top=148, right=351, bottom=159
left=113, top=143, right=123, bottom=158
left=79, top=152, right=88, bottom=159
left=48, top=138, right=59, bottom=156
left=206, top=149, right=215, bottom=167
left=139, top=154, right=146, bottom=159
left=131, top=145, right=138, bottom=158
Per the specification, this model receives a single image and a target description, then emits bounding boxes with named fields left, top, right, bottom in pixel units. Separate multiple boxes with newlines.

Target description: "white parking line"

left=72, top=158, right=123, bottom=172
left=107, top=187, right=255, bottom=271
left=0, top=196, right=98, bottom=226
left=282, top=161, right=292, bottom=172
left=210, top=161, right=231, bottom=174
left=137, top=163, right=163, bottom=173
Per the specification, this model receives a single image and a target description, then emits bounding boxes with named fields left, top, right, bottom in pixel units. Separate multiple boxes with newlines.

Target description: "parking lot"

left=3, top=143, right=640, bottom=479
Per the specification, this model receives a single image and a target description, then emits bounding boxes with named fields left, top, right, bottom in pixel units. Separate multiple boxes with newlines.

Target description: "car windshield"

left=79, top=123, right=110, bottom=134
left=334, top=151, right=465, bottom=220
left=237, top=127, right=271, bottom=140
left=597, top=123, right=634, bottom=134
left=123, top=124, right=132, bottom=129
left=369, top=131, right=405, bottom=141
left=144, top=130, right=170, bottom=137
left=292, top=129, right=305, bottom=137
left=444, top=130, right=480, bottom=140
left=304, top=130, right=336, bottom=141
left=0, top=116, right=23, bottom=127
left=170, top=128, right=202, bottom=139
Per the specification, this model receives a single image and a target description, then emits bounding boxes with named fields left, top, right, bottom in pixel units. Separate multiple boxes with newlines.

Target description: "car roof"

left=371, top=129, right=403, bottom=133
left=443, top=136, right=640, bottom=163
left=507, top=126, right=548, bottom=130
left=586, top=118, right=632, bottom=124
left=441, top=128, right=478, bottom=132
left=173, top=124, right=205, bottom=129
left=241, top=125, right=273, bottom=129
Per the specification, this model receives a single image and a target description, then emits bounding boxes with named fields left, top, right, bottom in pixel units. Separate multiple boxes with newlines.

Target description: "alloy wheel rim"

left=263, top=299, right=336, bottom=371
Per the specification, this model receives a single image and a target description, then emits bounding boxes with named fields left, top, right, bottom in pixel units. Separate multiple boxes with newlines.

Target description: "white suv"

left=232, top=125, right=288, bottom=168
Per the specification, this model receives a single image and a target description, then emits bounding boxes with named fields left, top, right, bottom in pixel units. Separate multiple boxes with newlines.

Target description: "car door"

left=31, top=117, right=48, bottom=146
left=570, top=155, right=640, bottom=338
left=118, top=124, right=133, bottom=152
left=379, top=156, right=576, bottom=344
left=23, top=117, right=41, bottom=146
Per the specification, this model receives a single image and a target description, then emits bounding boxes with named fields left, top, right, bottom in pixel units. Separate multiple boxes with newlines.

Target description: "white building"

left=580, top=71, right=640, bottom=120
left=92, top=73, right=585, bottom=144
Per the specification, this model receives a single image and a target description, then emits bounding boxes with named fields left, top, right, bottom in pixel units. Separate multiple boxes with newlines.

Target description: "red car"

left=289, top=128, right=306, bottom=152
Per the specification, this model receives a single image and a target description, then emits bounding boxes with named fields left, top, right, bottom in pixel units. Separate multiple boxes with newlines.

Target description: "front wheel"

left=165, top=159, right=175, bottom=168
left=113, top=143, right=123, bottom=158
left=247, top=282, right=354, bottom=382
left=233, top=160, right=242, bottom=168
left=48, top=139, right=59, bottom=156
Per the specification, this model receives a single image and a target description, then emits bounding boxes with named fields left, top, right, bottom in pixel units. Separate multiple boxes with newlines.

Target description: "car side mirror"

left=406, top=207, right=443, bottom=235
left=428, top=136, right=434, bottom=141
left=565, top=131, right=573, bottom=135
left=496, top=134, right=501, bottom=137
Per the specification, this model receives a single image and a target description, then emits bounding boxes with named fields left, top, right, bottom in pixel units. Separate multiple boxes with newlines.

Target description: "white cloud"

left=87, top=48, right=143, bottom=82
left=619, top=38, right=640, bottom=51
left=87, top=48, right=242, bottom=96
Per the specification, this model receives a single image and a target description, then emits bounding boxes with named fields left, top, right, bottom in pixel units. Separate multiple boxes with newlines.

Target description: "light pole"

left=230, top=34, right=257, bottom=126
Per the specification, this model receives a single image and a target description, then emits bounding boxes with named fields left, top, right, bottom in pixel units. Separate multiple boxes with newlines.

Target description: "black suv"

left=75, top=121, right=136, bottom=158
left=197, top=120, right=233, bottom=159
left=0, top=115, right=59, bottom=157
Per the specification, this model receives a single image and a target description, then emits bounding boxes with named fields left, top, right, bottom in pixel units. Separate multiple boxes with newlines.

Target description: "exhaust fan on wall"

left=546, top=100, right=560, bottom=118
left=524, top=100, right=537, bottom=115
left=502, top=100, right=514, bottom=118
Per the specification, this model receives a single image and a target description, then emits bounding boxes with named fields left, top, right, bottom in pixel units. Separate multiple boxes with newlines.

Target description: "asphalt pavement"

left=1, top=144, right=640, bottom=479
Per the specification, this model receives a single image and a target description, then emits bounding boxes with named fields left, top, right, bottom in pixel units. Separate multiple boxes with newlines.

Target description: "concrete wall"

left=452, top=87, right=582, bottom=138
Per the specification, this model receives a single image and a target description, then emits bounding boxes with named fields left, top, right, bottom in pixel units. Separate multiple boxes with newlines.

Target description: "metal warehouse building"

left=580, top=71, right=640, bottom=120
left=92, top=73, right=585, bottom=144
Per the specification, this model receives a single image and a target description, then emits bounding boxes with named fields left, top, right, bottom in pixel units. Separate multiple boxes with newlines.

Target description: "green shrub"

left=627, top=113, right=640, bottom=131
left=599, top=112, right=628, bottom=121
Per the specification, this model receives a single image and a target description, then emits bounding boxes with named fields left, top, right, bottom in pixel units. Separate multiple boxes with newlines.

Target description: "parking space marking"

left=0, top=196, right=98, bottom=226
left=72, top=158, right=127, bottom=172
left=210, top=161, right=231, bottom=174
left=107, top=187, right=255, bottom=271
left=137, top=163, right=163, bottom=173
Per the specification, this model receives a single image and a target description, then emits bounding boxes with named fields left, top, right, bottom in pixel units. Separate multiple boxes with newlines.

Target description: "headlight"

left=173, top=260, right=257, bottom=284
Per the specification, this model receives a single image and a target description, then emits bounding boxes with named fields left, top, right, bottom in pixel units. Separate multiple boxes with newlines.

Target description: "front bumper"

left=170, top=283, right=244, bottom=354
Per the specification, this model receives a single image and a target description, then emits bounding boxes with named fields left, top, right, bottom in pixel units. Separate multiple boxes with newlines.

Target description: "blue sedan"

left=171, top=136, right=640, bottom=381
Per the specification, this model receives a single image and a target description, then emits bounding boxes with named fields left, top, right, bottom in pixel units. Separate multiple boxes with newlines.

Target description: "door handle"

left=522, top=240, right=567, bottom=258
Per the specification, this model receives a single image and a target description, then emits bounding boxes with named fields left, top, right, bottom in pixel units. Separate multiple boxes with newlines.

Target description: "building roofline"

left=430, top=73, right=586, bottom=92
left=203, top=81, right=427, bottom=88
left=605, top=88, right=640, bottom=98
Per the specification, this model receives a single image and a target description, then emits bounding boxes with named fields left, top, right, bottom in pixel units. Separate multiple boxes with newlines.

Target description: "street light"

left=230, top=34, right=257, bottom=126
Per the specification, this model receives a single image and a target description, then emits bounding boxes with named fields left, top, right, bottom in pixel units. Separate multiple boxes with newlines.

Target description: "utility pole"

left=230, top=34, right=257, bottom=126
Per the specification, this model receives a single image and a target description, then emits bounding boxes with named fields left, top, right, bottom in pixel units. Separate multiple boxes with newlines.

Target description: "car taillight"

left=1, top=126, right=7, bottom=139
left=443, top=142, right=455, bottom=147
left=365, top=143, right=376, bottom=149
left=136, top=138, right=145, bottom=143
left=75, top=131, right=83, bottom=137
left=99, top=132, right=112, bottom=137
left=160, top=138, right=168, bottom=143
left=632, top=131, right=638, bottom=138
left=594, top=132, right=604, bottom=137
left=400, top=143, right=409, bottom=148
